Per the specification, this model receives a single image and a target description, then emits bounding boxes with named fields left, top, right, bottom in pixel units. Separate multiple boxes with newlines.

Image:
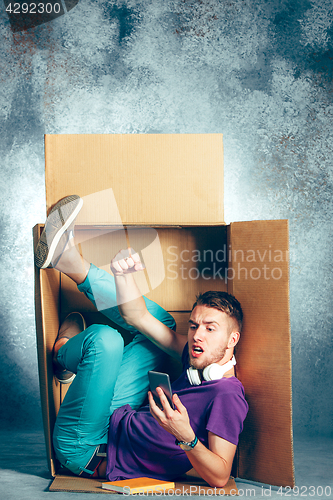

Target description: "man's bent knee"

left=82, top=324, right=124, bottom=358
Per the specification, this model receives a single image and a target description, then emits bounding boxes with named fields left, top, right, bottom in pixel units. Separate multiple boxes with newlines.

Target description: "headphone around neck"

left=187, top=355, right=236, bottom=386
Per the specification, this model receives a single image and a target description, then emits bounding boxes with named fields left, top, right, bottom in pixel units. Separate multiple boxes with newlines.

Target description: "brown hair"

left=192, top=291, right=243, bottom=332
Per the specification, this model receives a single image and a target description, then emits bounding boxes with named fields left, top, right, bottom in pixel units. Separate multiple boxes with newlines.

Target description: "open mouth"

left=191, top=346, right=204, bottom=357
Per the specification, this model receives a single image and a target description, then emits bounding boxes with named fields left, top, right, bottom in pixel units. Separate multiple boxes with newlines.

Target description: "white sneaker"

left=35, top=195, right=83, bottom=269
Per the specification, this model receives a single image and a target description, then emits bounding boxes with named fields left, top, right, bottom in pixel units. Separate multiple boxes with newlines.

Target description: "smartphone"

left=148, top=371, right=174, bottom=410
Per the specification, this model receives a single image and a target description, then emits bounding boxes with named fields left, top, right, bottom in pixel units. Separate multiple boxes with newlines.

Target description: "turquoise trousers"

left=53, top=264, right=176, bottom=476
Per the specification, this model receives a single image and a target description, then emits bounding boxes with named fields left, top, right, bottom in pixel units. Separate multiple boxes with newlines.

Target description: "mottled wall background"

left=0, top=0, right=332, bottom=439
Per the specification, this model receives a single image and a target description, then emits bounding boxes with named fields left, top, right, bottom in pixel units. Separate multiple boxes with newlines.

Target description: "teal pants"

left=53, top=264, right=176, bottom=476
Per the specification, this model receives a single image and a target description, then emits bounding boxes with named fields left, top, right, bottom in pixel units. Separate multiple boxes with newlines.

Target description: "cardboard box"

left=34, top=134, right=294, bottom=488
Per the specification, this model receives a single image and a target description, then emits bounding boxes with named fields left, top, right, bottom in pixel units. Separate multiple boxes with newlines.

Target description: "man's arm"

left=185, top=432, right=236, bottom=487
left=111, top=249, right=187, bottom=359
left=148, top=389, right=236, bottom=487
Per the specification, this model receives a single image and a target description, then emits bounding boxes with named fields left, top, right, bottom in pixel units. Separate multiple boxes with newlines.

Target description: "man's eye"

left=189, top=325, right=196, bottom=330
left=207, top=327, right=214, bottom=332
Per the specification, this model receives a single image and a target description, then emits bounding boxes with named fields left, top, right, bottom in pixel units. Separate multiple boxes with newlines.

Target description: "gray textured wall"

left=0, top=0, right=332, bottom=437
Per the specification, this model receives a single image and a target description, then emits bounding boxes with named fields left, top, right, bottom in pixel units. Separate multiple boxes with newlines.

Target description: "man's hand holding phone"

left=148, top=371, right=174, bottom=409
left=148, top=371, right=196, bottom=444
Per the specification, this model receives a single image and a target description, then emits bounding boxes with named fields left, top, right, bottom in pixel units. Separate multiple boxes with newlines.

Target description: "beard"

left=189, top=343, right=228, bottom=371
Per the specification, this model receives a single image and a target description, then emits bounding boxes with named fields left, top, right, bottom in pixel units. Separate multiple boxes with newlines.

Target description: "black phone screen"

left=148, top=370, right=174, bottom=410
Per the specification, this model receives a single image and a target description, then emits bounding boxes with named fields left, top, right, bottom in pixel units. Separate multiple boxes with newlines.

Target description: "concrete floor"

left=0, top=431, right=332, bottom=499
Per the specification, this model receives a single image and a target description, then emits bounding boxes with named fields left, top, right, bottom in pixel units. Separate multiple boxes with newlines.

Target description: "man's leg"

left=53, top=322, right=173, bottom=477
left=53, top=323, right=124, bottom=476
left=110, top=334, right=168, bottom=413
left=35, top=195, right=175, bottom=333
left=77, top=263, right=176, bottom=334
left=51, top=244, right=175, bottom=476
left=36, top=196, right=176, bottom=474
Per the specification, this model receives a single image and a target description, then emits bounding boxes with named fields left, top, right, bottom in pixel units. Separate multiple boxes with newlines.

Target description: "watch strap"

left=175, top=435, right=198, bottom=449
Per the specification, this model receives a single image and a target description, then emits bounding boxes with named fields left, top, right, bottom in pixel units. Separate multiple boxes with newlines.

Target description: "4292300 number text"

left=6, top=2, right=61, bottom=14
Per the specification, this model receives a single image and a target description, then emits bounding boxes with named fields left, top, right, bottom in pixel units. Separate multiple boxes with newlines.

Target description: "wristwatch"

left=175, top=435, right=198, bottom=451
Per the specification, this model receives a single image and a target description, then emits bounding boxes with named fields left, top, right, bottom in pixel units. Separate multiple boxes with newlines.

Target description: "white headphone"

left=187, top=356, right=236, bottom=386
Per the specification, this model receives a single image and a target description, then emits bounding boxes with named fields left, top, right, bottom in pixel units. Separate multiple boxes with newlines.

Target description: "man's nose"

left=193, top=326, right=205, bottom=341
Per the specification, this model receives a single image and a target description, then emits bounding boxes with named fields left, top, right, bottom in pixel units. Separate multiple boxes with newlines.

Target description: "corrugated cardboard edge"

left=33, top=224, right=60, bottom=477
left=283, top=220, right=295, bottom=487
left=227, top=220, right=295, bottom=487
left=49, top=475, right=239, bottom=495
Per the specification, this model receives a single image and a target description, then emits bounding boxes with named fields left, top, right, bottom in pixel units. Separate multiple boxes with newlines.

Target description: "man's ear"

left=228, top=331, right=240, bottom=348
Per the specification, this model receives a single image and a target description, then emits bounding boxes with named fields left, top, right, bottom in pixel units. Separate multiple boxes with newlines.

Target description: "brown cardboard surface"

left=228, top=220, right=294, bottom=487
left=33, top=225, right=61, bottom=476
left=49, top=475, right=239, bottom=495
left=60, top=225, right=228, bottom=315
left=45, top=134, right=224, bottom=225
left=34, top=219, right=294, bottom=486
left=170, top=312, right=191, bottom=337
left=34, top=133, right=294, bottom=488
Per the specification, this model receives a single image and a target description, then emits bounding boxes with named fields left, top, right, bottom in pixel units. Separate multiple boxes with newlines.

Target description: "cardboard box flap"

left=227, top=220, right=294, bottom=487
left=45, top=134, right=224, bottom=226
left=33, top=225, right=61, bottom=477
left=49, top=474, right=239, bottom=495
left=34, top=219, right=294, bottom=486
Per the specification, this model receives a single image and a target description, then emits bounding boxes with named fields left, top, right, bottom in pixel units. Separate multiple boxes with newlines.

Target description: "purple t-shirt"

left=106, top=345, right=248, bottom=481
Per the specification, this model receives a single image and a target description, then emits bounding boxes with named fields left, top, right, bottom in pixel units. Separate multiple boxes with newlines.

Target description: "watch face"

left=179, top=443, right=193, bottom=451
left=176, top=435, right=198, bottom=451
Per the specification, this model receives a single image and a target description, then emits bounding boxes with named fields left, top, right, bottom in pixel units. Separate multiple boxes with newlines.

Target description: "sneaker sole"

left=35, top=195, right=83, bottom=269
left=55, top=372, right=76, bottom=384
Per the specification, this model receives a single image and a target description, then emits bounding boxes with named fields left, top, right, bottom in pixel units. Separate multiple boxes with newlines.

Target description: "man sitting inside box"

left=34, top=195, right=248, bottom=487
